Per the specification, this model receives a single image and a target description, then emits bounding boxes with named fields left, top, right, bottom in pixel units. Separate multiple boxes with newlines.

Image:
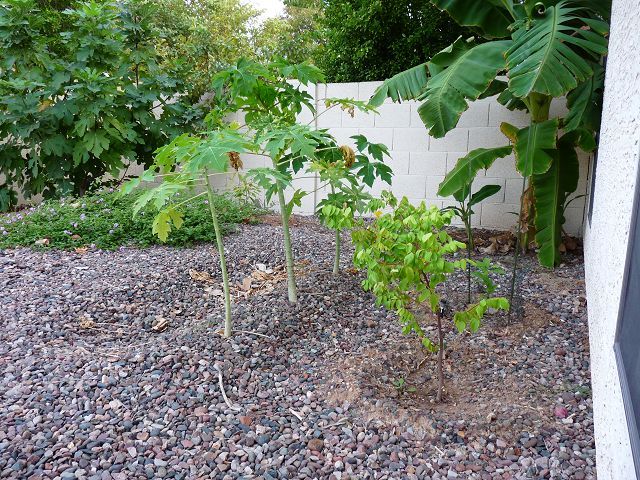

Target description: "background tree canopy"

left=316, top=0, right=471, bottom=82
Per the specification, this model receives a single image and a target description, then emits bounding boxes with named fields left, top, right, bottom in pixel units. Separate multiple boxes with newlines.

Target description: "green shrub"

left=0, top=189, right=264, bottom=251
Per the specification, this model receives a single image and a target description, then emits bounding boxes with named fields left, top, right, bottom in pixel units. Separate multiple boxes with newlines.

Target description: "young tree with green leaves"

left=352, top=194, right=509, bottom=402
left=370, top=0, right=609, bottom=268
left=123, top=128, right=253, bottom=337
left=0, top=0, right=197, bottom=211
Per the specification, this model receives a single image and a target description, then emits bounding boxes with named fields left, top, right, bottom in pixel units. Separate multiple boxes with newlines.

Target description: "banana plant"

left=369, top=0, right=609, bottom=268
left=441, top=182, right=502, bottom=303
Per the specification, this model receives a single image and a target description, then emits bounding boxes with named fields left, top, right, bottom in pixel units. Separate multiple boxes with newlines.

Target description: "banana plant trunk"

left=205, top=171, right=232, bottom=337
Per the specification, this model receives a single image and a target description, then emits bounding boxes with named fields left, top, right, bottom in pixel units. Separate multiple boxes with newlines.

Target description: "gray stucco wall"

left=584, top=0, right=640, bottom=477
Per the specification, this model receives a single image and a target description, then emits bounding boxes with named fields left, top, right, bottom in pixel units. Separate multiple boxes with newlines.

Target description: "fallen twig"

left=214, top=364, right=241, bottom=411
left=289, top=408, right=304, bottom=421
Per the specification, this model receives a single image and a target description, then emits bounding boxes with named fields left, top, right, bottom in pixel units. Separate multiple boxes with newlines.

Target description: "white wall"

left=583, top=0, right=640, bottom=478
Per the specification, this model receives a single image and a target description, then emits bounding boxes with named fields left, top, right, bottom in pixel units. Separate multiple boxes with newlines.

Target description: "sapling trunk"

left=436, top=309, right=445, bottom=403
left=464, top=216, right=473, bottom=304
left=333, top=228, right=341, bottom=275
left=276, top=183, right=298, bottom=303
left=205, top=172, right=232, bottom=337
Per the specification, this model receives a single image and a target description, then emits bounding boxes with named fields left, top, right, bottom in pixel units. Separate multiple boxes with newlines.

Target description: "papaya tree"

left=369, top=0, right=609, bottom=268
left=311, top=135, right=392, bottom=275
left=122, top=128, right=253, bottom=337
left=210, top=58, right=390, bottom=302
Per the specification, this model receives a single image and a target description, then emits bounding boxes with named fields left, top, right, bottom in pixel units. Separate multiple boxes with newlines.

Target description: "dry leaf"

left=79, top=314, right=95, bottom=329
left=204, top=286, right=223, bottom=296
left=240, top=276, right=253, bottom=291
left=71, top=234, right=82, bottom=240
left=564, top=237, right=577, bottom=251
left=189, top=269, right=213, bottom=283
left=75, top=247, right=88, bottom=254
left=151, top=316, right=169, bottom=332
left=479, top=238, right=498, bottom=255
left=34, top=238, right=50, bottom=246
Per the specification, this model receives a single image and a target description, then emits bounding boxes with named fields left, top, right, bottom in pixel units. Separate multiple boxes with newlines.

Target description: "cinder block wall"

left=294, top=81, right=589, bottom=236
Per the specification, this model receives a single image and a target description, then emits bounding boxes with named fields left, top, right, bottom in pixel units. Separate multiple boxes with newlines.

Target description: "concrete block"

left=241, top=153, right=267, bottom=170
left=564, top=206, right=585, bottom=237
left=549, top=97, right=568, bottom=119
left=316, top=104, right=342, bottom=128
left=358, top=127, right=393, bottom=148
left=409, top=152, right=447, bottom=176
left=374, top=104, right=411, bottom=128
left=468, top=127, right=509, bottom=150
left=485, top=154, right=520, bottom=178
left=457, top=101, right=490, bottom=128
left=429, top=129, right=469, bottom=152
left=480, top=202, right=520, bottom=230
left=425, top=175, right=445, bottom=198
left=326, top=82, right=359, bottom=100
left=386, top=151, right=410, bottom=175
left=358, top=81, right=383, bottom=101
left=342, top=108, right=375, bottom=128
left=488, top=103, right=529, bottom=128
left=409, top=103, right=426, bottom=127
left=393, top=128, right=430, bottom=151
left=330, top=128, right=359, bottom=148
left=390, top=174, right=427, bottom=198
left=504, top=177, right=525, bottom=204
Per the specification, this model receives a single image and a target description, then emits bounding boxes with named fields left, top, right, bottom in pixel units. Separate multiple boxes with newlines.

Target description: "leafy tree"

left=148, top=0, right=260, bottom=104
left=0, top=0, right=197, bottom=211
left=253, top=0, right=323, bottom=65
left=370, top=0, right=609, bottom=268
left=352, top=194, right=509, bottom=401
left=317, top=0, right=470, bottom=82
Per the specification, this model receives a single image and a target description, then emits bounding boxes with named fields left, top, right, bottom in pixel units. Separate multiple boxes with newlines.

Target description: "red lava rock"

left=308, top=438, right=324, bottom=451
left=554, top=406, right=569, bottom=418
left=239, top=415, right=253, bottom=426
left=555, top=347, right=567, bottom=356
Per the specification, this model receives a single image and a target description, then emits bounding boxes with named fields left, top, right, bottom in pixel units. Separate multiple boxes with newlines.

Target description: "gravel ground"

left=0, top=221, right=594, bottom=479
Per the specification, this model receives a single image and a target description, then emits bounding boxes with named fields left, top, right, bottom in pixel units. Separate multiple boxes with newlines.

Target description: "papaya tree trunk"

left=276, top=182, right=298, bottom=303
left=205, top=172, right=232, bottom=337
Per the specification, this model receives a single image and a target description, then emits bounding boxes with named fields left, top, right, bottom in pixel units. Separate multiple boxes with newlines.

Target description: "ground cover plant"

left=0, top=189, right=262, bottom=251
left=370, top=0, right=609, bottom=268
left=352, top=194, right=509, bottom=401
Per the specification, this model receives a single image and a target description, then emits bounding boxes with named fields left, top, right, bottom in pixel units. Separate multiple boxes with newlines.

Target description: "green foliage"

left=0, top=189, right=262, bottom=251
left=352, top=195, right=509, bottom=351
left=317, top=0, right=470, bottom=82
left=0, top=0, right=197, bottom=211
left=370, top=0, right=609, bottom=268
